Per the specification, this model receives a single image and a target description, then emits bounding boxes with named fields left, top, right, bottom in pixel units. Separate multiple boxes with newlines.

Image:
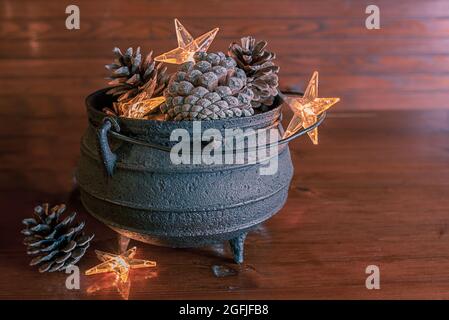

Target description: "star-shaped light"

left=154, top=18, right=219, bottom=64
left=281, top=71, right=340, bottom=144
left=114, top=80, right=166, bottom=119
left=119, top=96, right=166, bottom=119
left=86, top=270, right=158, bottom=300
left=85, top=246, right=156, bottom=283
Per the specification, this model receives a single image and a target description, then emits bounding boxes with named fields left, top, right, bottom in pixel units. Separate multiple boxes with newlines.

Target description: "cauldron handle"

left=97, top=116, right=120, bottom=177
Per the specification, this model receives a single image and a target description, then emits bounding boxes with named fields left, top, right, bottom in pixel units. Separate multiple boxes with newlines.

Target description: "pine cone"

left=161, top=52, right=255, bottom=121
left=22, top=204, right=94, bottom=273
left=104, top=47, right=169, bottom=118
left=228, top=36, right=279, bottom=109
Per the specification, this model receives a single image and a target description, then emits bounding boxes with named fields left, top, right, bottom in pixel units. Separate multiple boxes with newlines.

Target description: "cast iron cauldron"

left=77, top=89, right=325, bottom=263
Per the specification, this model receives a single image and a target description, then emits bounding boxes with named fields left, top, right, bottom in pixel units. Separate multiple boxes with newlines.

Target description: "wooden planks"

left=1, top=0, right=449, bottom=110
left=1, top=0, right=449, bottom=300
left=5, top=55, right=449, bottom=78
left=4, top=38, right=449, bottom=59
left=1, top=110, right=449, bottom=299
left=4, top=0, right=449, bottom=19
left=3, top=17, right=449, bottom=40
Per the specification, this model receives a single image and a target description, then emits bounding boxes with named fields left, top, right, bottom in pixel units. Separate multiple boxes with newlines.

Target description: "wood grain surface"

left=1, top=0, right=448, bottom=300
left=1, top=108, right=448, bottom=299
left=2, top=0, right=449, bottom=110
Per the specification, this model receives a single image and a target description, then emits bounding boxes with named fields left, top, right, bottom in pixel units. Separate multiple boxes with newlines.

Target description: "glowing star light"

left=154, top=18, right=219, bottom=64
left=86, top=270, right=158, bottom=300
left=85, top=246, right=156, bottom=283
left=281, top=71, right=340, bottom=144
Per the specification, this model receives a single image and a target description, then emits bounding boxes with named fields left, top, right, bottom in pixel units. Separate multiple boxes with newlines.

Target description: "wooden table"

left=1, top=109, right=448, bottom=299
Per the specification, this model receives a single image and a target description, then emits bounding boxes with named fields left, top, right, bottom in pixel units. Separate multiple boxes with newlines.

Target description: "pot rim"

left=86, top=88, right=285, bottom=127
left=85, top=88, right=325, bottom=151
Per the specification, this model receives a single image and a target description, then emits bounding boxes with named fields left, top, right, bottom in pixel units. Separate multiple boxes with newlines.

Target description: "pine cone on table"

left=22, top=203, right=94, bottom=273
left=161, top=51, right=255, bottom=121
left=104, top=47, right=169, bottom=118
left=228, top=36, right=280, bottom=110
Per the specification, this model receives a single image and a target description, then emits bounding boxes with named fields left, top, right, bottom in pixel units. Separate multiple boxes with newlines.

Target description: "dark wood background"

left=1, top=0, right=449, bottom=300
left=2, top=0, right=449, bottom=113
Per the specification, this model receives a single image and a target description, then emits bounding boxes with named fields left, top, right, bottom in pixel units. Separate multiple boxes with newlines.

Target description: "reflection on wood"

left=1, top=0, right=449, bottom=299
left=1, top=109, right=449, bottom=298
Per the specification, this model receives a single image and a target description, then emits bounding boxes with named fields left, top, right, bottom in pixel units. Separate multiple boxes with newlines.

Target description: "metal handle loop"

left=97, top=116, right=120, bottom=176
left=94, top=91, right=326, bottom=158
left=99, top=112, right=326, bottom=154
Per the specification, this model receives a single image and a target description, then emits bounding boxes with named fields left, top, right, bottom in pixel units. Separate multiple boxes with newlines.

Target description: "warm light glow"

left=282, top=71, right=340, bottom=144
left=86, top=270, right=157, bottom=300
left=118, top=96, right=166, bottom=119
left=154, top=18, right=219, bottom=64
left=85, top=246, right=156, bottom=283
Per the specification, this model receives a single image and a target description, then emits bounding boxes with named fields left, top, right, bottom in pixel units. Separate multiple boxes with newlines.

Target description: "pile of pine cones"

left=104, top=36, right=279, bottom=121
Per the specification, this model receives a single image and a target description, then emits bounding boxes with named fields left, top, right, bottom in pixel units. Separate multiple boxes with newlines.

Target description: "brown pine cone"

left=104, top=47, right=169, bottom=118
left=161, top=52, right=254, bottom=121
left=228, top=36, right=280, bottom=109
left=22, top=204, right=94, bottom=273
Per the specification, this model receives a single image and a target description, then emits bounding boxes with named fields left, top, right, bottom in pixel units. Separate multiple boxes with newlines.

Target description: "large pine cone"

left=228, top=36, right=279, bottom=109
left=22, top=204, right=94, bottom=273
left=161, top=52, right=255, bottom=121
left=105, top=47, right=169, bottom=118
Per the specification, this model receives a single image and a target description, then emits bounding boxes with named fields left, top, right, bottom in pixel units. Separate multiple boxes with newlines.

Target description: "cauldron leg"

left=117, top=233, right=131, bottom=254
left=229, top=233, right=247, bottom=264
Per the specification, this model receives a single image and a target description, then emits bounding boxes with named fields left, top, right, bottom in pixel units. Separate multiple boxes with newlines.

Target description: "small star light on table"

left=281, top=71, right=340, bottom=144
left=154, top=18, right=219, bottom=64
left=85, top=246, right=156, bottom=283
